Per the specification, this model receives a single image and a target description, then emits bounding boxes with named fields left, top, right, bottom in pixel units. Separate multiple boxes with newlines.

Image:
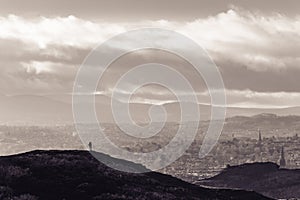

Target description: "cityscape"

left=1, top=0, right=300, bottom=199
left=1, top=114, right=299, bottom=184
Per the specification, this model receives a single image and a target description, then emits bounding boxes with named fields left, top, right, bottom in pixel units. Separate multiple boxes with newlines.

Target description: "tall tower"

left=257, top=129, right=263, bottom=162
left=279, top=146, right=286, bottom=168
left=258, top=129, right=262, bottom=143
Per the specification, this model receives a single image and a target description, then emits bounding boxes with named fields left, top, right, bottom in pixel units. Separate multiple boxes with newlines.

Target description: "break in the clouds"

left=0, top=8, right=300, bottom=108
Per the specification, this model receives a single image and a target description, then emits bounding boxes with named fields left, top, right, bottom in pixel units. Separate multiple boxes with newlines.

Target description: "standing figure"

left=88, top=142, right=92, bottom=151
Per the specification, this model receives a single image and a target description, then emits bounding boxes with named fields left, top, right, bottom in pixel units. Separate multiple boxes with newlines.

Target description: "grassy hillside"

left=0, top=150, right=271, bottom=200
left=198, top=162, right=300, bottom=199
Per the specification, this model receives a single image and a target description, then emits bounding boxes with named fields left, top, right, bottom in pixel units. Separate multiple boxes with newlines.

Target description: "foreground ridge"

left=197, top=162, right=300, bottom=199
left=0, top=150, right=272, bottom=200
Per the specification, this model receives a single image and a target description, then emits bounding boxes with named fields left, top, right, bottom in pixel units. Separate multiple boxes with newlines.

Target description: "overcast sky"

left=0, top=0, right=300, bottom=108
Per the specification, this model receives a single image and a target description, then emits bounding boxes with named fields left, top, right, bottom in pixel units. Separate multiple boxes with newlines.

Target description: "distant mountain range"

left=197, top=162, right=300, bottom=199
left=1, top=94, right=300, bottom=125
left=223, top=113, right=300, bottom=133
left=0, top=150, right=271, bottom=200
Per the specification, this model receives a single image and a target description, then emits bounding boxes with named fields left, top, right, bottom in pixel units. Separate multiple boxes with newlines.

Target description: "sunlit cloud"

left=0, top=8, right=300, bottom=108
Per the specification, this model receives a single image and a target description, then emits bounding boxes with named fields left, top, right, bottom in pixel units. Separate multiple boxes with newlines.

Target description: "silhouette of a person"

left=88, top=142, right=92, bottom=151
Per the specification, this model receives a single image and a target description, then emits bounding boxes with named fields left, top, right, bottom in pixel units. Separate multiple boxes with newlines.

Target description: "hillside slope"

left=197, top=162, right=300, bottom=199
left=0, top=150, right=271, bottom=200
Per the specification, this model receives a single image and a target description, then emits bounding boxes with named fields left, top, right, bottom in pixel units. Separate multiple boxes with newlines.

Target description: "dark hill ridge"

left=0, top=150, right=271, bottom=200
left=197, top=162, right=300, bottom=199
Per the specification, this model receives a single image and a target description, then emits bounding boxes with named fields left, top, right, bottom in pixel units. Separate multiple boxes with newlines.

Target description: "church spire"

left=279, top=146, right=286, bottom=168
left=258, top=129, right=262, bottom=143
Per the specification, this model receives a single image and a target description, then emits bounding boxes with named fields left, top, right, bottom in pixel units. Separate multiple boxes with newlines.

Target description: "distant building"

left=257, top=129, right=263, bottom=162
left=258, top=129, right=262, bottom=143
left=279, top=146, right=286, bottom=168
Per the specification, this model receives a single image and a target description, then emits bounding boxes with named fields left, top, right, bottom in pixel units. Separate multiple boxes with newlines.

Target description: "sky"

left=1, top=0, right=300, bottom=109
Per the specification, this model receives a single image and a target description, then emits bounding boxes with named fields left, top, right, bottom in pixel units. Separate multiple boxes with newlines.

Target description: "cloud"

left=225, top=90, right=300, bottom=108
left=0, top=15, right=127, bottom=48
left=0, top=8, right=300, bottom=107
left=179, top=9, right=300, bottom=72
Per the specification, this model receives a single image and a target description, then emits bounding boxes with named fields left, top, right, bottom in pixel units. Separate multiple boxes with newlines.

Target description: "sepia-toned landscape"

left=0, top=0, right=300, bottom=199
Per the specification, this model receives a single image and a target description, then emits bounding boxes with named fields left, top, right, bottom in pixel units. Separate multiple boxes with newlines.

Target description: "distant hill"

left=2, top=93, right=300, bottom=125
left=223, top=113, right=300, bottom=132
left=0, top=150, right=271, bottom=200
left=197, top=162, right=300, bottom=199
